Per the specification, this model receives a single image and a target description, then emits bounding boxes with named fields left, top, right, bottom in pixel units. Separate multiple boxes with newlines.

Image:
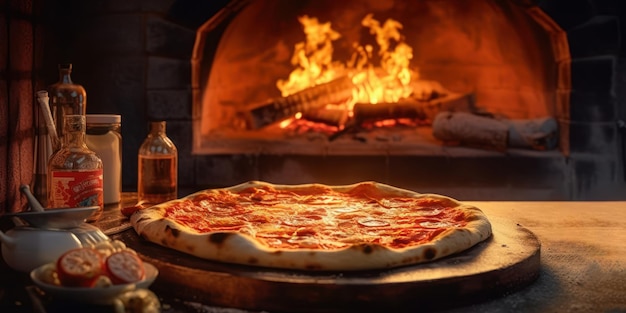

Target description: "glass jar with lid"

left=86, top=114, right=122, bottom=205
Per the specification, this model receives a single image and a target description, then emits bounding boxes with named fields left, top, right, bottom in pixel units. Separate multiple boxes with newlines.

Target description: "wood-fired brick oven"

left=49, top=0, right=624, bottom=201
left=193, top=0, right=564, bottom=155
left=185, top=0, right=623, bottom=200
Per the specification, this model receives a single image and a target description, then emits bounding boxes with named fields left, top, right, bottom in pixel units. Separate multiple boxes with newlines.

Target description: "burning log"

left=352, top=92, right=475, bottom=126
left=352, top=99, right=429, bottom=125
left=301, top=106, right=349, bottom=127
left=418, top=92, right=476, bottom=121
left=327, top=91, right=476, bottom=141
left=327, top=100, right=428, bottom=142
left=243, top=76, right=354, bottom=129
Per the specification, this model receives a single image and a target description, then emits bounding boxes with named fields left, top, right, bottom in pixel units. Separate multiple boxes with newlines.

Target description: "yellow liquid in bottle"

left=137, top=154, right=177, bottom=205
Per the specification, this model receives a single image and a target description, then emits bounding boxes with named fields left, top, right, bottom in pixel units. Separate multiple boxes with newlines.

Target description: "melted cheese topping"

left=163, top=185, right=468, bottom=250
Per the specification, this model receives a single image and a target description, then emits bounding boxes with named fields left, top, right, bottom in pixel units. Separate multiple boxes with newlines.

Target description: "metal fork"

left=70, top=223, right=110, bottom=246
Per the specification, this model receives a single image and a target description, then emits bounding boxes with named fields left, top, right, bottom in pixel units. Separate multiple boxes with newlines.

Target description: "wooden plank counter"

left=1, top=195, right=626, bottom=312
left=456, top=201, right=626, bottom=313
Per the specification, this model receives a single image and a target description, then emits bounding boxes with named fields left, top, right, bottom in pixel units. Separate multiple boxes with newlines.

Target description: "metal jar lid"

left=86, top=114, right=121, bottom=124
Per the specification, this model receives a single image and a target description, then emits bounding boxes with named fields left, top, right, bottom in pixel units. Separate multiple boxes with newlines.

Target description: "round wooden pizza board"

left=113, top=216, right=540, bottom=312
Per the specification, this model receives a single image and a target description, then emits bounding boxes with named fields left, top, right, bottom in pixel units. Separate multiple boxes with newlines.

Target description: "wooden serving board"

left=112, top=216, right=541, bottom=313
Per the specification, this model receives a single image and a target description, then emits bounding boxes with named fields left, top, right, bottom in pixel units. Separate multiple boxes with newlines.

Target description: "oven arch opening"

left=192, top=0, right=569, bottom=156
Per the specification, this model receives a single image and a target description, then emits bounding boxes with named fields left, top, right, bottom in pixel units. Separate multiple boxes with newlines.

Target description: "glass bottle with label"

left=48, top=63, right=87, bottom=141
left=47, top=115, right=104, bottom=222
left=137, top=121, right=178, bottom=205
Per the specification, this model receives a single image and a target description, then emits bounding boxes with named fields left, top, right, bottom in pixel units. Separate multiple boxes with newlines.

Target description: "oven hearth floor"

left=197, top=126, right=532, bottom=156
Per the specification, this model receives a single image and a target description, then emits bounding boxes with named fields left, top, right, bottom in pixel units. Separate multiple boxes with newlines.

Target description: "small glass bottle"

left=48, top=63, right=87, bottom=141
left=47, top=115, right=104, bottom=222
left=137, top=121, right=178, bottom=205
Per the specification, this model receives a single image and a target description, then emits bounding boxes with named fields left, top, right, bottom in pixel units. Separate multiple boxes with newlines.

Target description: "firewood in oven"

left=301, top=105, right=350, bottom=128
left=351, top=92, right=475, bottom=127
left=419, top=92, right=476, bottom=121
left=432, top=111, right=509, bottom=151
left=506, top=117, right=558, bottom=150
left=352, top=99, right=429, bottom=126
left=432, top=111, right=559, bottom=151
left=242, top=76, right=354, bottom=129
left=411, top=79, right=449, bottom=101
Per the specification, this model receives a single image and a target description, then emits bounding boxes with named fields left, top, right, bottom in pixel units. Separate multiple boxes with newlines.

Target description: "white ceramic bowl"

left=5, top=206, right=98, bottom=229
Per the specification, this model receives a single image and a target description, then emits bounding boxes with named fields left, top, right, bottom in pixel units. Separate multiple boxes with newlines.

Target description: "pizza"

left=129, top=181, right=492, bottom=271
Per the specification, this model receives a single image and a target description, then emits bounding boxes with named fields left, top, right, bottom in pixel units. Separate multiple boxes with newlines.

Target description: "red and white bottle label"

left=49, top=169, right=104, bottom=208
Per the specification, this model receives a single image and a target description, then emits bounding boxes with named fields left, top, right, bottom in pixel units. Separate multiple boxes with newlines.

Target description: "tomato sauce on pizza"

left=131, top=181, right=492, bottom=271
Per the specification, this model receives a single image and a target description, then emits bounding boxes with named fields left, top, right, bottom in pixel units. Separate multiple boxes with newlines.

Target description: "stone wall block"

left=79, top=14, right=143, bottom=54
left=536, top=0, right=595, bottom=31
left=568, top=16, right=620, bottom=58
left=195, top=155, right=257, bottom=188
left=570, top=56, right=616, bottom=93
left=570, top=154, right=623, bottom=200
left=569, top=90, right=616, bottom=122
left=569, top=122, right=619, bottom=154
left=147, top=90, right=192, bottom=120
left=146, top=15, right=195, bottom=58
left=146, top=56, right=191, bottom=89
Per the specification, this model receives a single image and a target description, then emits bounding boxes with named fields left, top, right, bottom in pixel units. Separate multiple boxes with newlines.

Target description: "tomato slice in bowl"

left=31, top=262, right=159, bottom=304
left=105, top=251, right=145, bottom=284
left=56, top=248, right=104, bottom=287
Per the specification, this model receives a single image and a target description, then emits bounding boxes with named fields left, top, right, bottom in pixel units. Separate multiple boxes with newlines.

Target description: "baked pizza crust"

left=131, top=181, right=492, bottom=271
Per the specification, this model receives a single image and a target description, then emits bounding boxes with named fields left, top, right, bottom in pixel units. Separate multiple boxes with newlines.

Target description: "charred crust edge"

left=165, top=225, right=180, bottom=238
left=362, top=244, right=374, bottom=254
left=305, top=263, right=323, bottom=270
left=423, top=247, right=437, bottom=260
left=209, top=232, right=231, bottom=245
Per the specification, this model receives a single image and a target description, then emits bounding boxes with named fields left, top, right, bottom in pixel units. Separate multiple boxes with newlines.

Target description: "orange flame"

left=277, top=14, right=416, bottom=129
left=351, top=14, right=415, bottom=105
left=276, top=15, right=343, bottom=97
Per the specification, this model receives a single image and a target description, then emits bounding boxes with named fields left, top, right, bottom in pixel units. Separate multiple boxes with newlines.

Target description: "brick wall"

left=1, top=0, right=47, bottom=213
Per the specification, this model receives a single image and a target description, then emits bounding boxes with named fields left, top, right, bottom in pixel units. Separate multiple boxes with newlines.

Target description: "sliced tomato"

left=120, top=204, right=141, bottom=217
left=105, top=251, right=145, bottom=284
left=56, top=247, right=104, bottom=287
left=121, top=201, right=149, bottom=217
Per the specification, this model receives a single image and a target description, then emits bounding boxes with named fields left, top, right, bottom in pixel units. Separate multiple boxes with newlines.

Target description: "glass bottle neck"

left=149, top=121, right=166, bottom=137
left=63, top=115, right=87, bottom=148
left=58, top=64, right=73, bottom=84
left=64, top=130, right=87, bottom=148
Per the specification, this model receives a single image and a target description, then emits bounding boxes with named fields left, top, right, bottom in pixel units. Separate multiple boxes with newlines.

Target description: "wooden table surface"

left=2, top=197, right=626, bottom=312
left=454, top=201, right=626, bottom=313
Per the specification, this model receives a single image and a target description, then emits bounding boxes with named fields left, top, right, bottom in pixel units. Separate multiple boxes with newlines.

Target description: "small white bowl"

left=6, top=206, right=98, bottom=229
